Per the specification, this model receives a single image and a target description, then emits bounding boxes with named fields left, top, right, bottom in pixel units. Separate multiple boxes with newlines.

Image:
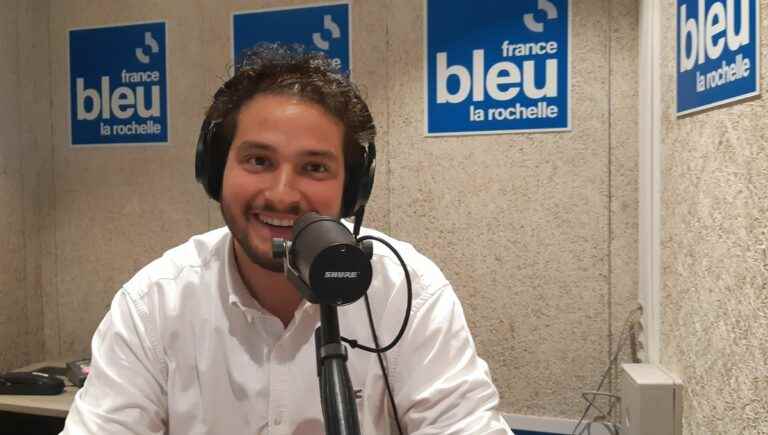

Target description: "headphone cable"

left=363, top=293, right=405, bottom=435
left=350, top=207, right=408, bottom=434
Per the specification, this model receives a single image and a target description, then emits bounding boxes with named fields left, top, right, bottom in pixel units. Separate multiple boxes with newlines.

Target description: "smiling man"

left=220, top=93, right=348, bottom=325
left=62, top=43, right=511, bottom=435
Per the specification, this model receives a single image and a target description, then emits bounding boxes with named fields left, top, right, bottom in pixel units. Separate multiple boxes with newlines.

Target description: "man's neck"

left=232, top=243, right=302, bottom=328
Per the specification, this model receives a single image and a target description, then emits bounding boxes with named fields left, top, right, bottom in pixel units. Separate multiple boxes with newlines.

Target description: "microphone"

left=272, top=212, right=373, bottom=306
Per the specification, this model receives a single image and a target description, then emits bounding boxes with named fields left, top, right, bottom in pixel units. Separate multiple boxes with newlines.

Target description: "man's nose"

left=263, top=167, right=301, bottom=211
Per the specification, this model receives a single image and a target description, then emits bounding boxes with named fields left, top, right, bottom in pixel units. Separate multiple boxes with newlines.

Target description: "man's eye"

left=245, top=156, right=271, bottom=169
left=304, top=162, right=329, bottom=173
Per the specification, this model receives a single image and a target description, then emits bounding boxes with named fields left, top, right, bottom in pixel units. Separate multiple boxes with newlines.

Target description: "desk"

left=0, top=360, right=76, bottom=435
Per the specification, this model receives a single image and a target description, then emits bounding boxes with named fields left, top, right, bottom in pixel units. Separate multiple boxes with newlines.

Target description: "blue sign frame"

left=232, top=3, right=350, bottom=73
left=676, top=0, right=760, bottom=115
left=68, top=21, right=169, bottom=146
left=425, top=0, right=571, bottom=136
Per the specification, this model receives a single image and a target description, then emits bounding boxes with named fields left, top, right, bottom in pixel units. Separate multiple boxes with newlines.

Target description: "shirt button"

left=273, top=415, right=282, bottom=426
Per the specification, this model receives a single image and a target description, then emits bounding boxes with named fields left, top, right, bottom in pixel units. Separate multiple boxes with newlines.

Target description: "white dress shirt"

left=61, top=225, right=511, bottom=435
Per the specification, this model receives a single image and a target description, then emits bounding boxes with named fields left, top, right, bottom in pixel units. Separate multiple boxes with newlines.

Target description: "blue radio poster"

left=426, top=0, right=570, bottom=136
left=677, top=0, right=760, bottom=115
left=69, top=22, right=168, bottom=145
left=233, top=3, right=350, bottom=73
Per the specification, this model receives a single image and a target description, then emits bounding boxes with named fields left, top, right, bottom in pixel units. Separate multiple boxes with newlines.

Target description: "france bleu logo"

left=69, top=22, right=168, bottom=145
left=426, top=0, right=570, bottom=135
left=233, top=4, right=350, bottom=73
left=677, top=0, right=760, bottom=115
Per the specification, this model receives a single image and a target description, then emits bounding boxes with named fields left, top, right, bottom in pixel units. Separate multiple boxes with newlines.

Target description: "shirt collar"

left=223, top=231, right=317, bottom=323
left=224, top=233, right=262, bottom=322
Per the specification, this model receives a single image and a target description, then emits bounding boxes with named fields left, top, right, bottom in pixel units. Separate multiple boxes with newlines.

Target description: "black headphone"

left=194, top=107, right=376, bottom=219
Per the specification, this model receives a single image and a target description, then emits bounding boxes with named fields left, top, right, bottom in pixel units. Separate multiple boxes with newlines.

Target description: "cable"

left=341, top=235, right=413, bottom=354
left=346, top=217, right=411, bottom=435
left=570, top=306, right=642, bottom=435
left=363, top=293, right=405, bottom=435
left=342, top=234, right=412, bottom=433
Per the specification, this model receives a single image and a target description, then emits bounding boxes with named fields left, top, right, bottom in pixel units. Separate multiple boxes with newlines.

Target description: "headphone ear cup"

left=341, top=168, right=358, bottom=218
left=195, top=119, right=223, bottom=201
left=356, top=151, right=375, bottom=210
left=195, top=120, right=210, bottom=193
left=342, top=142, right=376, bottom=218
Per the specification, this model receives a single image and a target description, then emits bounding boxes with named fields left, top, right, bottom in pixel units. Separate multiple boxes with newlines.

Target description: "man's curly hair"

left=204, top=43, right=375, bottom=178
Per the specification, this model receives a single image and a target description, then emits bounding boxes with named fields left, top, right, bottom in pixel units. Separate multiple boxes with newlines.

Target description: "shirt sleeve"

left=390, top=283, right=512, bottom=435
left=61, top=288, right=168, bottom=435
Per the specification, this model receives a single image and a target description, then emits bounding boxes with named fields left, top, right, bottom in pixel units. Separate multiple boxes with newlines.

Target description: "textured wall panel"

left=0, top=0, right=26, bottom=372
left=659, top=0, right=768, bottom=433
left=386, top=0, right=638, bottom=418
left=0, top=0, right=50, bottom=372
left=18, top=0, right=52, bottom=368
left=609, top=0, right=641, bottom=394
left=47, top=0, right=211, bottom=357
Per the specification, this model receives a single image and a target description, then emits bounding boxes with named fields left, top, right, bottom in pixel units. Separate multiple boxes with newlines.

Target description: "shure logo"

left=324, top=272, right=360, bottom=279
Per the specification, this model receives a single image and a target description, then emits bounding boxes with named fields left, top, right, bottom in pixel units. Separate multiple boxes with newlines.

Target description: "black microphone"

left=272, top=212, right=373, bottom=306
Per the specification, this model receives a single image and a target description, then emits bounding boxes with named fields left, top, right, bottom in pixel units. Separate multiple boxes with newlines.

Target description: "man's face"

left=220, top=94, right=346, bottom=272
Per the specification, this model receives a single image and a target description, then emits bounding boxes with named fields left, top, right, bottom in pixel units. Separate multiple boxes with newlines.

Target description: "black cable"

left=352, top=206, right=364, bottom=241
left=363, top=293, right=405, bottom=435
left=342, top=235, right=412, bottom=434
left=341, top=235, right=413, bottom=354
left=347, top=213, right=410, bottom=435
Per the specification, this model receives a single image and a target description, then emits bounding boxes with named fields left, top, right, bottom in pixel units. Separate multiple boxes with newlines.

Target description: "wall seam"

left=47, top=0, right=62, bottom=358
left=384, top=0, right=392, bottom=234
left=15, top=0, right=31, bottom=367
left=607, top=0, right=615, bottom=398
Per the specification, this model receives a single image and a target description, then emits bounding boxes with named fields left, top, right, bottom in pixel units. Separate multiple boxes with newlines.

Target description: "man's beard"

left=220, top=201, right=285, bottom=273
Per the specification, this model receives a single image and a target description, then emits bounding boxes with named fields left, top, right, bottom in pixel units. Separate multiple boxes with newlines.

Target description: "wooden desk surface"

left=0, top=360, right=77, bottom=418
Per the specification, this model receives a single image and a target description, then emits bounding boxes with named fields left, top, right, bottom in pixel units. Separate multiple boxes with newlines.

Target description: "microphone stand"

left=272, top=213, right=372, bottom=435
left=315, top=304, right=361, bottom=435
left=315, top=304, right=360, bottom=435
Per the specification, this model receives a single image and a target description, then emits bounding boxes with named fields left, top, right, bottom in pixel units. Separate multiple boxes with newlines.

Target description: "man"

left=62, top=43, right=511, bottom=435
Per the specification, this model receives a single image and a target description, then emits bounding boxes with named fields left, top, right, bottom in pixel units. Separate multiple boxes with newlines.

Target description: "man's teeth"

left=259, top=215, right=295, bottom=227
